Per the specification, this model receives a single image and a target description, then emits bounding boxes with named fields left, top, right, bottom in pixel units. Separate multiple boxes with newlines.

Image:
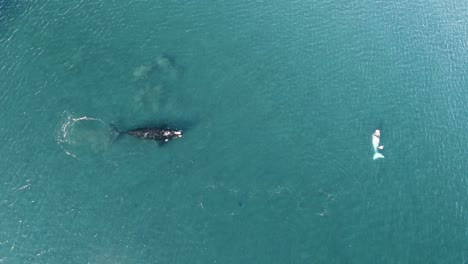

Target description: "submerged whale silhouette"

left=111, top=124, right=182, bottom=143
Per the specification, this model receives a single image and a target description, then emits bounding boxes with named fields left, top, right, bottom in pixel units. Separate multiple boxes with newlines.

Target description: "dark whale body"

left=112, top=125, right=182, bottom=143
left=127, top=127, right=182, bottom=142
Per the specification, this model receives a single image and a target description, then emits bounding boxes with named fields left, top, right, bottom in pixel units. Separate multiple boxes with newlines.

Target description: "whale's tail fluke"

left=110, top=123, right=122, bottom=133
left=373, top=152, right=384, bottom=160
left=110, top=124, right=125, bottom=143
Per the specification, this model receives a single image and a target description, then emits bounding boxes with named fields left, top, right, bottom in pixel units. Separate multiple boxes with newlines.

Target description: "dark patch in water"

left=0, top=0, right=20, bottom=27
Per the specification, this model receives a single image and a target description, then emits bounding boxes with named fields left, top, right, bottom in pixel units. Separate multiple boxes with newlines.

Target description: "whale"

left=372, top=129, right=384, bottom=160
left=111, top=124, right=182, bottom=143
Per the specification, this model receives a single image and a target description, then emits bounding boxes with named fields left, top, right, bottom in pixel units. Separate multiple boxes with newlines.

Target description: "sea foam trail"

left=57, top=112, right=110, bottom=158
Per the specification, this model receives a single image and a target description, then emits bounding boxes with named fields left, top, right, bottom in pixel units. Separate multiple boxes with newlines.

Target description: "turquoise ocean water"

left=1, top=0, right=468, bottom=263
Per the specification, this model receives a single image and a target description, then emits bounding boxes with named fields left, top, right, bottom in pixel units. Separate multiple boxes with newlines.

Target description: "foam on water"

left=57, top=111, right=113, bottom=158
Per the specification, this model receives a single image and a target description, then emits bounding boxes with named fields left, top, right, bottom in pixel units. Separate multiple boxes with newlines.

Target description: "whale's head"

left=171, top=130, right=182, bottom=138
left=162, top=129, right=183, bottom=142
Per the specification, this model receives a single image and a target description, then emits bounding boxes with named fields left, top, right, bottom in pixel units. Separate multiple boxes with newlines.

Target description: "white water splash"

left=57, top=112, right=112, bottom=158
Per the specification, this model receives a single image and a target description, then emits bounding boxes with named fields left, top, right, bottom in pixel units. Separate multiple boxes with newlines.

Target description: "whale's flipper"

left=373, top=152, right=384, bottom=160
